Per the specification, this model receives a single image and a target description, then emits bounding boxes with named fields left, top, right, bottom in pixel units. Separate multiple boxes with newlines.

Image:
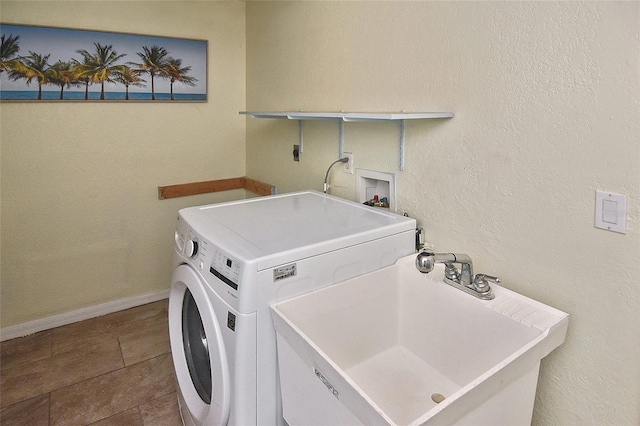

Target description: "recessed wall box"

left=356, top=169, right=396, bottom=212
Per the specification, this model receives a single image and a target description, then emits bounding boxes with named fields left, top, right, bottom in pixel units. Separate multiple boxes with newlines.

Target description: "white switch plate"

left=595, top=190, right=627, bottom=234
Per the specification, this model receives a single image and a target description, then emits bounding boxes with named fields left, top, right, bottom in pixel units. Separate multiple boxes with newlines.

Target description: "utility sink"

left=271, top=254, right=569, bottom=426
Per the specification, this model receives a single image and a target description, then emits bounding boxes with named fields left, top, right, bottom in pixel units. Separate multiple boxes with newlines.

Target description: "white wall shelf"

left=240, top=111, right=453, bottom=170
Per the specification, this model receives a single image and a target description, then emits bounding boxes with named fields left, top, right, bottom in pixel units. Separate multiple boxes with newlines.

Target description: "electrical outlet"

left=343, top=152, right=354, bottom=174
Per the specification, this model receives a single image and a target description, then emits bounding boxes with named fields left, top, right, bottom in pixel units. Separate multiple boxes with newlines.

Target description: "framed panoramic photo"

left=0, top=23, right=207, bottom=102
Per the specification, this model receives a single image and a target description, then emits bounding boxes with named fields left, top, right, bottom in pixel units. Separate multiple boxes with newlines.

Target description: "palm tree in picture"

left=76, top=43, right=126, bottom=100
left=0, top=33, right=22, bottom=75
left=9, top=51, right=51, bottom=100
left=134, top=45, right=170, bottom=100
left=163, top=58, right=197, bottom=100
left=49, top=60, right=77, bottom=100
left=71, top=59, right=94, bottom=100
left=114, top=65, right=146, bottom=100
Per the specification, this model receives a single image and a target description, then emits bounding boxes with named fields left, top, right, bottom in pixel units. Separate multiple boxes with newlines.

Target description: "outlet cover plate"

left=343, top=152, right=354, bottom=174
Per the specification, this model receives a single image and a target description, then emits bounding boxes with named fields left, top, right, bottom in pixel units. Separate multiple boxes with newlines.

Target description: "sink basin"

left=271, top=254, right=569, bottom=425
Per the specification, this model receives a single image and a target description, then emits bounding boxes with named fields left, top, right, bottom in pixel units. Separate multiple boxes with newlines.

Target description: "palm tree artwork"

left=71, top=58, right=93, bottom=100
left=76, top=43, right=126, bottom=100
left=164, top=58, right=197, bottom=101
left=1, top=34, right=21, bottom=75
left=10, top=51, right=51, bottom=100
left=49, top=60, right=77, bottom=100
left=0, top=24, right=206, bottom=101
left=133, top=45, right=170, bottom=101
left=113, top=65, right=146, bottom=101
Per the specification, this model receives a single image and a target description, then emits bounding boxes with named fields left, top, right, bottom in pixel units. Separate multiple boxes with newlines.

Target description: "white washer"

left=168, top=190, right=416, bottom=426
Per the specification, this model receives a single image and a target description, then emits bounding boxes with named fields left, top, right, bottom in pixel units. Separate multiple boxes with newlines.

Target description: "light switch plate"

left=595, top=190, right=627, bottom=234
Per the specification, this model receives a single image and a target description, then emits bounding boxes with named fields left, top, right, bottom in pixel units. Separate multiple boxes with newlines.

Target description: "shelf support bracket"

left=298, top=120, right=304, bottom=153
left=338, top=120, right=344, bottom=159
left=398, top=119, right=405, bottom=171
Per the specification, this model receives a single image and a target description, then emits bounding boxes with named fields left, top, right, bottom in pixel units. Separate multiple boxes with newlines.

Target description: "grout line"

left=116, top=335, right=126, bottom=368
left=47, top=391, right=52, bottom=426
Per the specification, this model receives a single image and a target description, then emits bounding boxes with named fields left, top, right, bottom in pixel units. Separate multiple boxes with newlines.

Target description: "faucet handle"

left=475, top=274, right=501, bottom=284
left=472, top=274, right=501, bottom=294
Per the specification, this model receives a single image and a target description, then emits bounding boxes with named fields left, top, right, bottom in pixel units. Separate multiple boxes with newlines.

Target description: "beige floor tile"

left=50, top=353, right=175, bottom=426
left=139, top=392, right=183, bottom=426
left=51, top=300, right=169, bottom=355
left=0, top=393, right=50, bottom=426
left=89, top=407, right=144, bottom=426
left=118, top=316, right=170, bottom=366
left=0, top=330, right=52, bottom=372
left=0, top=338, right=123, bottom=408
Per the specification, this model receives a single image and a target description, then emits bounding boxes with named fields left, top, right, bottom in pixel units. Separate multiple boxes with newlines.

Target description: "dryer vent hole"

left=431, top=393, right=446, bottom=404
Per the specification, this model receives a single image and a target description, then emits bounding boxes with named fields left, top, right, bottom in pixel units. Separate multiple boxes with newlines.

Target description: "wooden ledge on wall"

left=158, top=176, right=276, bottom=200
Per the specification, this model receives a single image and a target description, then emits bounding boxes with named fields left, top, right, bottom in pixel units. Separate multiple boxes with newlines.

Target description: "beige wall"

left=2, top=1, right=639, bottom=424
left=0, top=1, right=247, bottom=325
left=246, top=2, right=639, bottom=425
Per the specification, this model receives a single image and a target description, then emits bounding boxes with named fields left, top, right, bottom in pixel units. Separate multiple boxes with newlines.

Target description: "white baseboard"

left=0, top=290, right=170, bottom=342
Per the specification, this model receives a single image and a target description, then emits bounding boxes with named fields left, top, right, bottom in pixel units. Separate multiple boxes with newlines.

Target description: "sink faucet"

left=415, top=251, right=499, bottom=300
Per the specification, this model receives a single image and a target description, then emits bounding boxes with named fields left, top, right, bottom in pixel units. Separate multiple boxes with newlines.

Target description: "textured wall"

left=246, top=2, right=639, bottom=424
left=0, top=1, right=247, bottom=326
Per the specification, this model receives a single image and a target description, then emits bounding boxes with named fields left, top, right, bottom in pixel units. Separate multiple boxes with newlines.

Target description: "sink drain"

left=431, top=393, right=446, bottom=404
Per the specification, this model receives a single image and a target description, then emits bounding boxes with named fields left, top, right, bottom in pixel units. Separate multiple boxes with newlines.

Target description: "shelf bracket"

left=399, top=120, right=405, bottom=171
left=298, top=120, right=304, bottom=153
left=338, top=120, right=344, bottom=159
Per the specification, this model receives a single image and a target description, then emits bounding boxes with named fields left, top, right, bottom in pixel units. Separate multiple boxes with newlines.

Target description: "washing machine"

left=168, top=190, right=416, bottom=426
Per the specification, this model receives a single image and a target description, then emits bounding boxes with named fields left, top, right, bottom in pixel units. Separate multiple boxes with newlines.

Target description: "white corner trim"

left=0, top=290, right=170, bottom=342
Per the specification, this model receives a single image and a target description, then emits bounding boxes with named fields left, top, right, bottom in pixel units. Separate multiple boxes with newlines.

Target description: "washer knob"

left=185, top=239, right=199, bottom=258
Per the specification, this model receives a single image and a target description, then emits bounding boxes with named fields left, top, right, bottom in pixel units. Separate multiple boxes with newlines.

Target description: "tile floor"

left=0, top=300, right=183, bottom=426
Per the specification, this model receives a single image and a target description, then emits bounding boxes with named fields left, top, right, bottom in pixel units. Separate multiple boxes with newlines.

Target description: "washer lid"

left=181, top=191, right=415, bottom=270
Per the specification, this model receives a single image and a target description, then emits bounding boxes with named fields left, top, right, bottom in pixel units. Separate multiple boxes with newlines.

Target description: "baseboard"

left=0, top=290, right=170, bottom=342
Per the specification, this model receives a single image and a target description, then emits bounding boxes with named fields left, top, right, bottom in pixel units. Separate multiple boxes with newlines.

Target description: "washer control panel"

left=181, top=227, right=245, bottom=309
left=210, top=250, right=241, bottom=290
left=174, top=219, right=249, bottom=312
left=183, top=227, right=241, bottom=291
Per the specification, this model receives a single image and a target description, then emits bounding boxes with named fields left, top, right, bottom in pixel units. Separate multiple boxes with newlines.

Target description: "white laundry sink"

left=271, top=254, right=569, bottom=426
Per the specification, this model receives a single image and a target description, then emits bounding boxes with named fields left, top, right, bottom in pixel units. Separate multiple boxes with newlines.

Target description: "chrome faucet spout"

left=415, top=251, right=495, bottom=300
left=416, top=252, right=473, bottom=283
left=452, top=253, right=473, bottom=286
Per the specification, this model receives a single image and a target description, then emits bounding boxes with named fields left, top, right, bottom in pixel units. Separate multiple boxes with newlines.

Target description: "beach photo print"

left=0, top=23, right=207, bottom=102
